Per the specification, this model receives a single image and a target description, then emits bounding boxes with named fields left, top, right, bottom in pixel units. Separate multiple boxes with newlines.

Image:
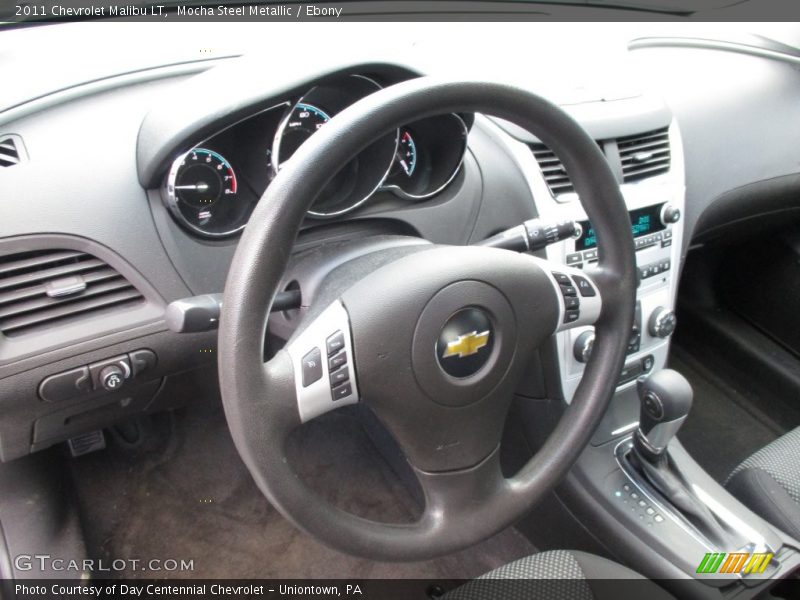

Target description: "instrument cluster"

left=162, top=74, right=472, bottom=238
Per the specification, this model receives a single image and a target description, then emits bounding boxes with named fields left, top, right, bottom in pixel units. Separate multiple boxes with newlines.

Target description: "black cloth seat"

left=444, top=550, right=674, bottom=600
left=725, top=426, right=800, bottom=540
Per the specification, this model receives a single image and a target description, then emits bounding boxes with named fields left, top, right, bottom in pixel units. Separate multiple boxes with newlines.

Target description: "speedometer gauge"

left=164, top=148, right=249, bottom=237
left=275, top=103, right=331, bottom=167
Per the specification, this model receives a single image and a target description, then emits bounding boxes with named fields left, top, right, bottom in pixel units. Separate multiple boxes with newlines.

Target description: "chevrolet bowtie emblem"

left=442, top=330, right=491, bottom=359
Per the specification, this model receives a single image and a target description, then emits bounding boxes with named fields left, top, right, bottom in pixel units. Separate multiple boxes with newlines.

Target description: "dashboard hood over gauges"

left=135, top=56, right=421, bottom=189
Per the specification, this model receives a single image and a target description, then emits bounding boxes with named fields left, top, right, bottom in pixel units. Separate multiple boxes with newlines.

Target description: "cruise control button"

left=329, top=351, right=347, bottom=371
left=332, top=382, right=353, bottom=401
left=301, top=348, right=323, bottom=387
left=560, top=285, right=577, bottom=297
left=571, top=275, right=596, bottom=297
left=326, top=331, right=345, bottom=356
left=563, top=310, right=580, bottom=324
left=564, top=296, right=580, bottom=310
left=330, top=367, right=349, bottom=387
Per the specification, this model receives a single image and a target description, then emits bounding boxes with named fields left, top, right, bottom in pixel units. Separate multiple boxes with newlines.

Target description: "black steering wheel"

left=218, top=77, right=636, bottom=561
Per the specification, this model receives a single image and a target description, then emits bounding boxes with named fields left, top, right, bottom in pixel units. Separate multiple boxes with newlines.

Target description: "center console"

left=486, top=91, right=800, bottom=597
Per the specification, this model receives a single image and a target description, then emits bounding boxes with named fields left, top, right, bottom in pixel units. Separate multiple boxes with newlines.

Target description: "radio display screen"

left=576, top=203, right=665, bottom=251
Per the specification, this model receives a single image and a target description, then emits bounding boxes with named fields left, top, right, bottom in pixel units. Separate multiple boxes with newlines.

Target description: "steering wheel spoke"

left=285, top=300, right=360, bottom=422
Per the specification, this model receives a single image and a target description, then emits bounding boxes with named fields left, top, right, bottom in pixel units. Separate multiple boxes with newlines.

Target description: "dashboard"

left=1, top=23, right=799, bottom=465
left=162, top=73, right=472, bottom=236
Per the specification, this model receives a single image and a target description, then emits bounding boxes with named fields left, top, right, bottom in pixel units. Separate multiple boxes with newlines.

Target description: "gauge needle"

left=175, top=183, right=210, bottom=192
left=398, top=158, right=410, bottom=175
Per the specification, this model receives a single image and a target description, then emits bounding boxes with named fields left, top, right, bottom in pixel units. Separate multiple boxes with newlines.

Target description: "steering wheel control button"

left=551, top=272, right=571, bottom=286
left=330, top=367, right=349, bottom=387
left=329, top=351, right=347, bottom=371
left=332, top=382, right=353, bottom=401
left=560, top=285, right=577, bottom=297
left=436, top=308, right=494, bottom=379
left=564, top=310, right=580, bottom=324
left=99, top=365, right=125, bottom=392
left=326, top=331, right=345, bottom=356
left=39, top=367, right=92, bottom=402
left=564, top=296, right=580, bottom=310
left=301, top=348, right=323, bottom=387
left=574, top=331, right=595, bottom=363
left=571, top=275, right=596, bottom=297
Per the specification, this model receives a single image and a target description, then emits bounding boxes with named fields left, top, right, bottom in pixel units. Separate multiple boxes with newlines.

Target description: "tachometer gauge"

left=164, top=148, right=249, bottom=237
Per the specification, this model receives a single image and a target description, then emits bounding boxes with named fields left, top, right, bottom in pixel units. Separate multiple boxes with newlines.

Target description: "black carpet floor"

left=68, top=401, right=534, bottom=579
left=670, top=347, right=785, bottom=483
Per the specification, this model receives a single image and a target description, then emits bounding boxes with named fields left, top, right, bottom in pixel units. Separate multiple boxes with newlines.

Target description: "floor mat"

left=68, top=401, right=534, bottom=579
left=670, top=348, right=783, bottom=483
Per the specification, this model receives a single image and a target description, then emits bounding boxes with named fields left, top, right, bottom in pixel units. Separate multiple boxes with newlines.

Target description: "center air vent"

left=530, top=126, right=672, bottom=197
left=529, top=143, right=574, bottom=196
left=0, top=249, right=144, bottom=337
left=0, top=135, right=27, bottom=168
left=618, top=127, right=671, bottom=183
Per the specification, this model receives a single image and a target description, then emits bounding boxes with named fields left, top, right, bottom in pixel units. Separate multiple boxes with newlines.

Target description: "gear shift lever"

left=633, top=369, right=693, bottom=460
left=630, top=369, right=730, bottom=546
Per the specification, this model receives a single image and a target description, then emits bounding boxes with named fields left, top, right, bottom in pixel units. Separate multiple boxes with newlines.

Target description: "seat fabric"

left=726, top=426, right=800, bottom=540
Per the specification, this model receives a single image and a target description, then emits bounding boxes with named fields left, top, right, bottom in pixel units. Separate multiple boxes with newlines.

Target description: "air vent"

left=529, top=144, right=574, bottom=196
left=618, top=127, right=671, bottom=183
left=0, top=249, right=144, bottom=337
left=0, top=134, right=27, bottom=168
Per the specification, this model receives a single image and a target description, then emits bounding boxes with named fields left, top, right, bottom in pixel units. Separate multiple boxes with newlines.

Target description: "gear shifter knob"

left=634, top=369, right=693, bottom=460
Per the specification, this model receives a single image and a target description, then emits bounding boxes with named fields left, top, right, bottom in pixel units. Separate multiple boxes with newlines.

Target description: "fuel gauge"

left=393, top=130, right=417, bottom=177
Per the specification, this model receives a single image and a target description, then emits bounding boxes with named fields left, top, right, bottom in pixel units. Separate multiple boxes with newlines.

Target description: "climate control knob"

left=660, top=204, right=681, bottom=225
left=574, top=331, right=595, bottom=363
left=649, top=307, right=677, bottom=339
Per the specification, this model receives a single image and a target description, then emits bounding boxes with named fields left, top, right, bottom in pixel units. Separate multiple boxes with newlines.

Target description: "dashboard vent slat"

left=0, top=249, right=144, bottom=337
left=529, top=143, right=575, bottom=196
left=0, top=135, right=27, bottom=168
left=618, top=127, right=671, bottom=183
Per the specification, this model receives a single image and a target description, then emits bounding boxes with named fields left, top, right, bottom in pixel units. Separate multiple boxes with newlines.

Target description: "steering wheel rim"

left=218, top=77, right=636, bottom=560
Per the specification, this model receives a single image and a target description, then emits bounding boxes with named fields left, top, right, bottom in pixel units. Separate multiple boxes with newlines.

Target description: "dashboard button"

left=129, top=349, right=157, bottom=377
left=89, top=355, right=131, bottom=391
left=39, top=367, right=92, bottom=402
left=301, top=348, right=323, bottom=387
left=566, top=253, right=582, bottom=265
left=99, top=365, right=125, bottom=392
